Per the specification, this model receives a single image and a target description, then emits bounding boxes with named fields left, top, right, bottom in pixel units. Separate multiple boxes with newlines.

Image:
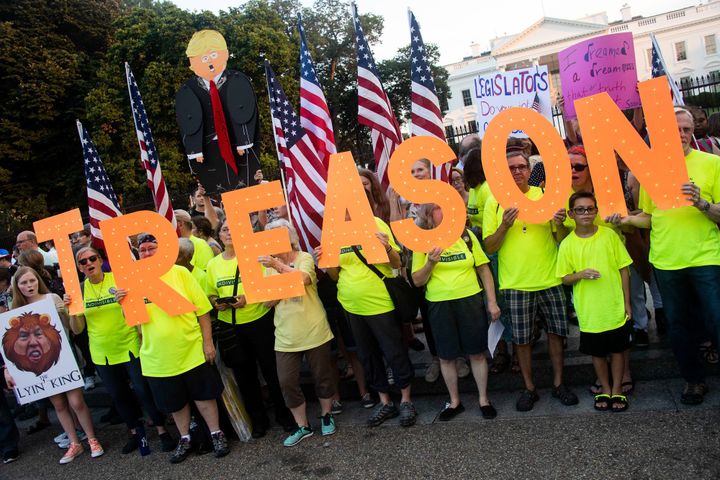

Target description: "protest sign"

left=473, top=66, right=552, bottom=139
left=559, top=32, right=641, bottom=119
left=1, top=297, right=83, bottom=404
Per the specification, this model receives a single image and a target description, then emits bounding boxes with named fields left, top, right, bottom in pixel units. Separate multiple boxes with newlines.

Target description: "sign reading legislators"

left=473, top=66, right=552, bottom=139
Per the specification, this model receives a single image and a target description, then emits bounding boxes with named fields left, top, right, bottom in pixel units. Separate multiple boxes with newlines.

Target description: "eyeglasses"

left=138, top=245, right=158, bottom=255
left=451, top=177, right=464, bottom=185
left=15, top=238, right=30, bottom=247
left=78, top=255, right=98, bottom=266
left=508, top=165, right=529, bottom=172
left=571, top=164, right=588, bottom=172
left=571, top=206, right=598, bottom=215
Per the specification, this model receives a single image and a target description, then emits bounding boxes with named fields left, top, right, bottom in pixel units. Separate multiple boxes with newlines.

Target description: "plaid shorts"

left=504, top=285, right=568, bottom=345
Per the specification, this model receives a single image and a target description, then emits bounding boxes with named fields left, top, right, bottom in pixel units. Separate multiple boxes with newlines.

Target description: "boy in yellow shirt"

left=557, top=192, right=633, bottom=412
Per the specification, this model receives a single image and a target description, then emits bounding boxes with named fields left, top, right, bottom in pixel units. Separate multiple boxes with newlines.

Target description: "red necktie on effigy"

left=209, top=79, right=238, bottom=174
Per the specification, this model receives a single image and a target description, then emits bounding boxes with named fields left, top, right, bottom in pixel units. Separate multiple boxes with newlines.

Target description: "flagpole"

left=263, top=61, right=290, bottom=214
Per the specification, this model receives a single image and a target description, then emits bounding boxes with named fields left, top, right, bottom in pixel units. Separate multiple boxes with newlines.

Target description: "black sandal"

left=594, top=394, right=611, bottom=411
left=611, top=394, right=629, bottom=412
left=700, top=343, right=719, bottom=364
left=489, top=352, right=510, bottom=374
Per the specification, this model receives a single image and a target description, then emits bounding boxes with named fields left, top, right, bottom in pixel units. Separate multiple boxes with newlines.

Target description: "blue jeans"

left=0, top=390, right=19, bottom=455
left=95, top=354, right=165, bottom=429
left=653, top=265, right=720, bottom=384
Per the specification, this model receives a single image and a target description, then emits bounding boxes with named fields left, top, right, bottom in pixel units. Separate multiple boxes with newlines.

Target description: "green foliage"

left=0, top=0, right=449, bottom=245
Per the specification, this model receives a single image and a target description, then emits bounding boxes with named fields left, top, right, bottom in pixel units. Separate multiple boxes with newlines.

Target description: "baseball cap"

left=0, top=249, right=10, bottom=259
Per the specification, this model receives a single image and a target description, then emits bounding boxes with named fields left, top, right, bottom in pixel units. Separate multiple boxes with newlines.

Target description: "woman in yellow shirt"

left=260, top=219, right=337, bottom=447
left=64, top=247, right=175, bottom=454
left=412, top=204, right=501, bottom=421
left=206, top=220, right=294, bottom=438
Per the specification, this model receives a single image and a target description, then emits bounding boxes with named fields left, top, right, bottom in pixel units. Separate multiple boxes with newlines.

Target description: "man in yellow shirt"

left=615, top=107, right=720, bottom=406
left=175, top=209, right=216, bottom=271
left=115, top=234, right=229, bottom=464
left=483, top=150, right=578, bottom=412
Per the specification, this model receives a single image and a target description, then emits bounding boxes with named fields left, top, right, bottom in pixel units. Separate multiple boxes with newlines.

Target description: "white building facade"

left=443, top=1, right=720, bottom=129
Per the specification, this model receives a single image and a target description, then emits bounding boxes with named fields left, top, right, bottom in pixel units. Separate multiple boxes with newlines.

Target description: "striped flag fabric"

left=125, top=63, right=177, bottom=231
left=650, top=33, right=684, bottom=106
left=531, top=92, right=541, bottom=112
left=264, top=61, right=328, bottom=252
left=76, top=120, right=123, bottom=251
left=408, top=9, right=449, bottom=182
left=298, top=14, right=336, bottom=170
left=351, top=2, right=402, bottom=190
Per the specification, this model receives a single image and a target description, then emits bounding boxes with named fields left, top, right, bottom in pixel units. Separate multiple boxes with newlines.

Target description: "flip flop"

left=589, top=381, right=603, bottom=395
left=621, top=380, right=635, bottom=396
left=611, top=394, right=629, bottom=412
left=594, top=394, right=611, bottom=411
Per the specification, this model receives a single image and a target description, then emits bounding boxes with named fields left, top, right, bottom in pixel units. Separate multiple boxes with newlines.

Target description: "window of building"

left=705, top=34, right=717, bottom=55
left=468, top=120, right=478, bottom=132
left=675, top=41, right=687, bottom=61
left=462, top=89, right=472, bottom=107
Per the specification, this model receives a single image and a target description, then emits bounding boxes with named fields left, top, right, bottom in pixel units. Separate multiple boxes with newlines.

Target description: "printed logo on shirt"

left=85, top=297, right=116, bottom=308
left=340, top=246, right=363, bottom=255
left=217, top=278, right=240, bottom=288
left=467, top=207, right=478, bottom=215
left=440, top=253, right=467, bottom=263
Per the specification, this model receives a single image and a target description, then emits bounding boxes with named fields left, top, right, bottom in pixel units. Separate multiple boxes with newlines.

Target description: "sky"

left=170, top=0, right=692, bottom=64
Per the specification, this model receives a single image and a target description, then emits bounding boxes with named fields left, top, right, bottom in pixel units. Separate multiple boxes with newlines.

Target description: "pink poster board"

left=559, top=32, right=641, bottom=119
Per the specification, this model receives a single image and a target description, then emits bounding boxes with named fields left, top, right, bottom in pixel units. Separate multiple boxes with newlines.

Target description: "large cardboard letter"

left=482, top=108, right=572, bottom=223
left=221, top=181, right=304, bottom=303
left=101, top=211, right=195, bottom=326
left=388, top=136, right=465, bottom=251
left=319, top=151, right=388, bottom=268
left=575, top=76, right=688, bottom=215
left=33, top=209, right=84, bottom=315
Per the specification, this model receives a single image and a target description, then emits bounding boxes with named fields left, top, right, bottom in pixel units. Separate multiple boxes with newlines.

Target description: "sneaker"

left=88, top=437, right=104, bottom=458
left=121, top=434, right=139, bottom=454
left=283, top=426, right=313, bottom=447
left=159, top=432, right=176, bottom=452
left=398, top=402, right=417, bottom=427
left=424, top=357, right=440, bottom=383
left=437, top=402, right=465, bottom=421
left=360, top=393, right=376, bottom=409
left=54, top=431, right=68, bottom=444
left=552, top=384, right=579, bottom=406
left=211, top=431, right=230, bottom=458
left=321, top=413, right=336, bottom=436
left=456, top=357, right=471, bottom=378
left=84, top=375, right=96, bottom=391
left=331, top=400, right=343, bottom=415
left=516, top=389, right=540, bottom=412
left=680, top=383, right=708, bottom=405
left=634, top=329, right=649, bottom=348
left=59, top=443, right=84, bottom=464
left=2, top=449, right=19, bottom=464
left=366, top=402, right=399, bottom=427
left=170, top=437, right=192, bottom=464
left=58, top=430, right=87, bottom=449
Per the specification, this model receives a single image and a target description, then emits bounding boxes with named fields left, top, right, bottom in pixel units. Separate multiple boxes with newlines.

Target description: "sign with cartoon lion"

left=1, top=297, right=83, bottom=404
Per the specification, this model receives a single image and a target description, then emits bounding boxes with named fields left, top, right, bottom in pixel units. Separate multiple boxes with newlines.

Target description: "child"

left=557, top=192, right=633, bottom=412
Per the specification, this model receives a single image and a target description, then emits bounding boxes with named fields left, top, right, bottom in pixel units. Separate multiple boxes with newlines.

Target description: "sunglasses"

left=571, top=163, right=588, bottom=172
left=571, top=207, right=598, bottom=215
left=78, top=255, right=98, bottom=266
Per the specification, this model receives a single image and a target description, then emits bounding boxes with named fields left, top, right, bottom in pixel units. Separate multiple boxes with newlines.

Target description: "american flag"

left=531, top=92, right=541, bottom=112
left=352, top=2, right=402, bottom=191
left=125, top=63, right=177, bottom=231
left=299, top=14, right=336, bottom=170
left=265, top=61, right=328, bottom=252
left=650, top=33, right=684, bottom=106
left=409, top=9, right=449, bottom=182
left=76, top=120, right=123, bottom=251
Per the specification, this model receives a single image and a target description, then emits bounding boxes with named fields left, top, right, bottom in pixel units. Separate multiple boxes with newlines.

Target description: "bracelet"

left=385, top=245, right=392, bottom=253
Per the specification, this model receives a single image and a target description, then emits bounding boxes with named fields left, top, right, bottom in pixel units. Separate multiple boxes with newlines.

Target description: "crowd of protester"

left=0, top=105, right=718, bottom=466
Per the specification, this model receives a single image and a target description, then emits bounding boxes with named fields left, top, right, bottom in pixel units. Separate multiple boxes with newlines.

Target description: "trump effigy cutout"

left=175, top=30, right=261, bottom=194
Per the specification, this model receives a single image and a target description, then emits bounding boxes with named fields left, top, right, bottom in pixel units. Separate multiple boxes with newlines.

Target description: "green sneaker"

left=283, top=426, right=313, bottom=447
left=320, top=413, right=336, bottom=436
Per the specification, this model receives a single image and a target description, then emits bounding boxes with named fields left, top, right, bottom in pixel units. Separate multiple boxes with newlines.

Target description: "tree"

left=0, top=0, right=119, bottom=243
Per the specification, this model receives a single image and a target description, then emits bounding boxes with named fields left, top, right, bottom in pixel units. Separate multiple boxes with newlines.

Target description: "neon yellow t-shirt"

left=140, top=265, right=212, bottom=377
left=412, top=230, right=489, bottom=302
left=205, top=254, right=270, bottom=325
left=483, top=187, right=561, bottom=291
left=189, top=235, right=215, bottom=271
left=467, top=182, right=492, bottom=229
left=556, top=226, right=632, bottom=333
left=336, top=217, right=401, bottom=316
left=266, top=252, right=334, bottom=352
left=191, top=266, right=210, bottom=295
left=639, top=149, right=720, bottom=270
left=82, top=272, right=140, bottom=365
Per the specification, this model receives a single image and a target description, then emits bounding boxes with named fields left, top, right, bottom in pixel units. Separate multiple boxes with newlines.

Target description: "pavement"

left=2, top=376, right=719, bottom=480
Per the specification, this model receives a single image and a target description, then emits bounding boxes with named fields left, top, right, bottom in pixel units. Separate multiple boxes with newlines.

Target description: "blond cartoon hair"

left=186, top=30, right=227, bottom=57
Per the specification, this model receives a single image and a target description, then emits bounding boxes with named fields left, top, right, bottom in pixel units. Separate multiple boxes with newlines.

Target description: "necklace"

left=86, top=274, right=106, bottom=300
